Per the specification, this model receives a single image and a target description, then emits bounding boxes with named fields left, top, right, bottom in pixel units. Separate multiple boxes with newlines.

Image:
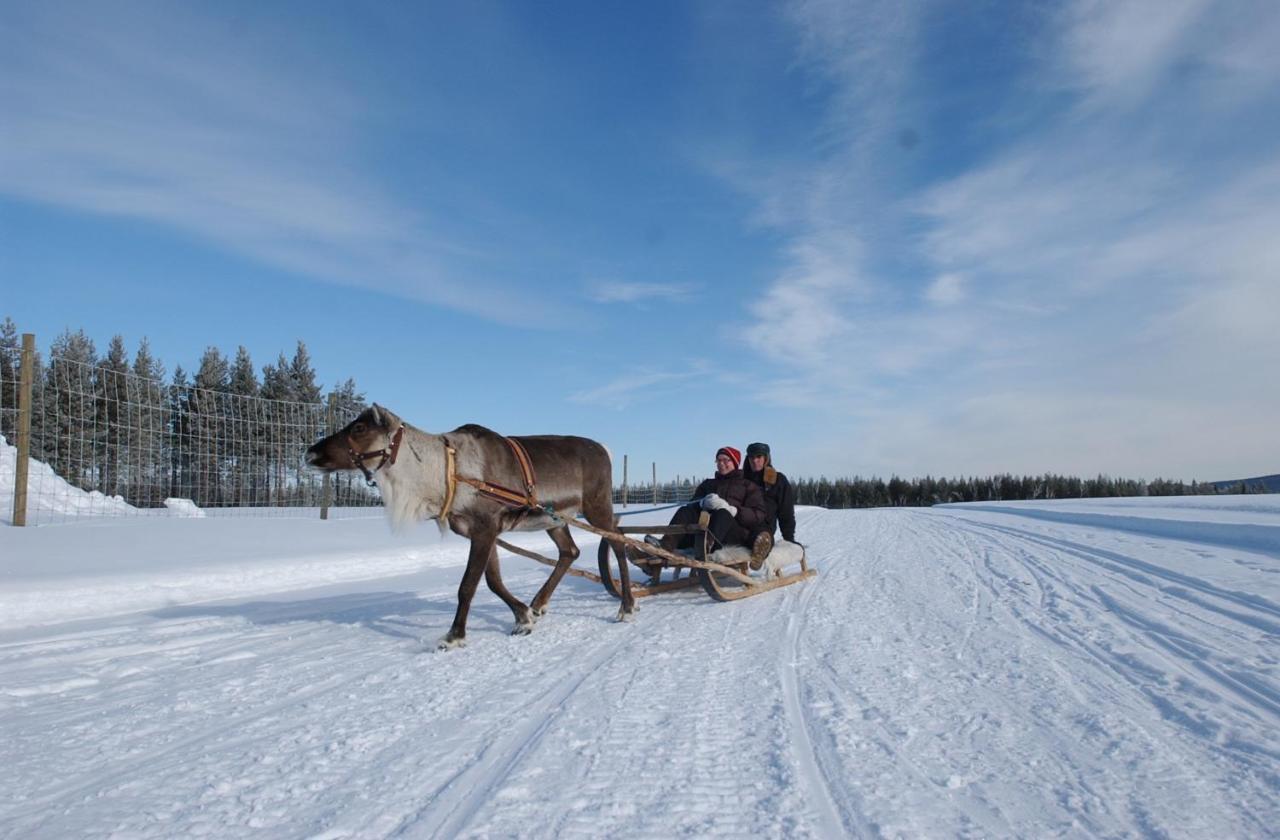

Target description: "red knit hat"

left=715, top=446, right=741, bottom=470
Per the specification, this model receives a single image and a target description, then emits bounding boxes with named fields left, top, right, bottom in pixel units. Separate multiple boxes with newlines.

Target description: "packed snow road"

left=2, top=498, right=1278, bottom=838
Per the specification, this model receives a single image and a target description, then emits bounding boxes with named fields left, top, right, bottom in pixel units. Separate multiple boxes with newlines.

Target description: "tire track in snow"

left=1, top=582, right=478, bottom=833
left=938, top=514, right=1280, bottom=766
left=949, top=517, right=1280, bottom=721
left=390, top=628, right=628, bottom=838
left=3, top=651, right=399, bottom=829
left=781, top=541, right=873, bottom=838
left=943, top=515, right=1280, bottom=630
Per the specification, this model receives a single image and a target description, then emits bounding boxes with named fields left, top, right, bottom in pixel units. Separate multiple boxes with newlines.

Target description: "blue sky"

left=3, top=0, right=1277, bottom=484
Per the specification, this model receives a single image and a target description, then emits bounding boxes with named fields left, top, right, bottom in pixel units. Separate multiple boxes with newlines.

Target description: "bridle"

left=348, top=425, right=405, bottom=487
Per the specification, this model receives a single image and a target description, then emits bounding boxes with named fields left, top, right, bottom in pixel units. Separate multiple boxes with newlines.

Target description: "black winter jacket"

left=743, top=465, right=796, bottom=542
left=692, top=470, right=767, bottom=532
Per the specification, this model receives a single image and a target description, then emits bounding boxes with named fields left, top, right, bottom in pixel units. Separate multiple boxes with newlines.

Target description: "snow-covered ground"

left=2, top=496, right=1278, bottom=838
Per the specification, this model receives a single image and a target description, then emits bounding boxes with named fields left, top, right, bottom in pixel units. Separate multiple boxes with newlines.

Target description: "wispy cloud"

left=568, top=369, right=704, bottom=409
left=0, top=4, right=556, bottom=324
left=924, top=274, right=965, bottom=306
left=1055, top=0, right=1280, bottom=109
left=586, top=281, right=697, bottom=305
left=720, top=0, right=1280, bottom=476
left=1056, top=0, right=1212, bottom=107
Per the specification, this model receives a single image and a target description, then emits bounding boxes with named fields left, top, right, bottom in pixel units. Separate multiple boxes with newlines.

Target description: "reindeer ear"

left=370, top=404, right=384, bottom=427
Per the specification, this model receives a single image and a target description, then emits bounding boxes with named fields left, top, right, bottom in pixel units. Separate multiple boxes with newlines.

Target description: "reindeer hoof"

left=437, top=635, right=466, bottom=651
left=531, top=605, right=546, bottom=619
left=511, top=623, right=534, bottom=636
left=615, top=605, right=637, bottom=623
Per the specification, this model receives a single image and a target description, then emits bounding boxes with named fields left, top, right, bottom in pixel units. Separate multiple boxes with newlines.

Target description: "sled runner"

left=497, top=512, right=814, bottom=603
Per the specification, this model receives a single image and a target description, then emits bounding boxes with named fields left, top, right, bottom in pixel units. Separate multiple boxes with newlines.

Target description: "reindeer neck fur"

left=373, top=425, right=449, bottom=532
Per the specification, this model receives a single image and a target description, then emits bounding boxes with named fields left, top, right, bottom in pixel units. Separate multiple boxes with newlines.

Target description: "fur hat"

left=746, top=442, right=770, bottom=459
left=716, top=446, right=742, bottom=470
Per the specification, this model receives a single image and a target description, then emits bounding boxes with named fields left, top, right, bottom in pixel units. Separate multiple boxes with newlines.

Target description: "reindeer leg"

left=584, top=493, right=635, bottom=622
left=610, top=536, right=636, bottom=622
left=440, top=532, right=494, bottom=650
left=530, top=525, right=580, bottom=618
left=584, top=511, right=634, bottom=622
left=485, top=544, right=535, bottom=635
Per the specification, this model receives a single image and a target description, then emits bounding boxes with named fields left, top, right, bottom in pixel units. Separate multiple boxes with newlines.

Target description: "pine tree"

left=131, top=338, right=167, bottom=507
left=44, top=329, right=99, bottom=490
left=288, top=341, right=322, bottom=405
left=260, top=353, right=293, bottom=401
left=328, top=377, right=368, bottom=505
left=227, top=346, right=260, bottom=505
left=330, top=377, right=365, bottom=420
left=258, top=353, right=293, bottom=504
left=229, top=347, right=259, bottom=397
left=169, top=365, right=192, bottom=500
left=188, top=347, right=231, bottom=506
left=0, top=317, right=19, bottom=443
left=96, top=335, right=130, bottom=498
left=132, top=338, right=163, bottom=382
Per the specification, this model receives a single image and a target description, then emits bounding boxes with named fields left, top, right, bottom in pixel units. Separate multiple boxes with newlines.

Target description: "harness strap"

left=505, top=437, right=537, bottom=501
left=456, top=474, right=535, bottom=507
left=438, top=435, right=540, bottom=521
left=441, top=444, right=459, bottom=520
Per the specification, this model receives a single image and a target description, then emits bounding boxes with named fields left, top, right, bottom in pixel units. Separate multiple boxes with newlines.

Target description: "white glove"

left=701, top=494, right=737, bottom=517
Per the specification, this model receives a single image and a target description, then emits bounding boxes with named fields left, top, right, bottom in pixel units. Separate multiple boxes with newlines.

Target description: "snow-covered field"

left=2, top=496, right=1278, bottom=838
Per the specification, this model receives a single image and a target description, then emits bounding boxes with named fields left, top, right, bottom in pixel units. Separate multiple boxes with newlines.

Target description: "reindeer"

left=305, top=405, right=635, bottom=649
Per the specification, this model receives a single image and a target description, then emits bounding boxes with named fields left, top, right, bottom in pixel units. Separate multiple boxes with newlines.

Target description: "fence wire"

left=0, top=349, right=696, bottom=526
left=1, top=353, right=382, bottom=525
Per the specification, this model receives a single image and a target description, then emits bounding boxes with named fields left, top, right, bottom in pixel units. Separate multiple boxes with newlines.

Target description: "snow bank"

left=162, top=497, right=205, bottom=518
left=0, top=433, right=138, bottom=524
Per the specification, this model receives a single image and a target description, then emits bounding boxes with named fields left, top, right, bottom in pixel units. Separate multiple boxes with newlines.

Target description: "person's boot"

left=749, top=532, right=773, bottom=570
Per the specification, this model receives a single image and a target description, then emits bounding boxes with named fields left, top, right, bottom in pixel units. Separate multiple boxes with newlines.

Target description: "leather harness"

left=348, top=425, right=405, bottom=487
left=441, top=436, right=540, bottom=521
left=348, top=426, right=541, bottom=521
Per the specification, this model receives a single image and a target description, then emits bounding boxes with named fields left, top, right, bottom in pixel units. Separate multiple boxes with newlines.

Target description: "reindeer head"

left=305, top=404, right=403, bottom=472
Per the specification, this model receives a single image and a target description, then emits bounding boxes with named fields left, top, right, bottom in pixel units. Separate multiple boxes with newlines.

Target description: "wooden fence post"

left=12, top=334, right=35, bottom=527
left=652, top=461, right=657, bottom=505
left=622, top=454, right=628, bottom=508
left=320, top=392, right=336, bottom=520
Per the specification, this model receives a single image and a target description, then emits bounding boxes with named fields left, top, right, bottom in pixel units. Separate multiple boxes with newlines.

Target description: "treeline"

left=4, top=317, right=1259, bottom=514
left=634, top=473, right=1235, bottom=510
left=788, top=473, right=1232, bottom=508
left=0, top=317, right=378, bottom=509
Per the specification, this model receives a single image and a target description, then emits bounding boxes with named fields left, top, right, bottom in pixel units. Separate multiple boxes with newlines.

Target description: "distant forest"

left=644, top=472, right=1250, bottom=511
left=2, top=317, right=1268, bottom=510
left=786, top=473, right=1244, bottom=508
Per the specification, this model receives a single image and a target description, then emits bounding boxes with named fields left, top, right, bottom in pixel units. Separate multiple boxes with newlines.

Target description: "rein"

left=348, top=425, right=405, bottom=487
left=440, top=437, right=543, bottom=521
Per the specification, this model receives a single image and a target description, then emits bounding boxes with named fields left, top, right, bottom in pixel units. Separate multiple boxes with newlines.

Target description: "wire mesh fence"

left=1, top=348, right=382, bottom=525
left=0, top=339, right=694, bottom=526
left=612, top=483, right=696, bottom=507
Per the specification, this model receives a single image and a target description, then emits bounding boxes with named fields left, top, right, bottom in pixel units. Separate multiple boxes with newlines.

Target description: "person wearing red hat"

left=638, top=445, right=766, bottom=573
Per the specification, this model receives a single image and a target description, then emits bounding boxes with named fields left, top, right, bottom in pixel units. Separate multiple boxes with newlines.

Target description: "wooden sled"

left=495, top=511, right=815, bottom=602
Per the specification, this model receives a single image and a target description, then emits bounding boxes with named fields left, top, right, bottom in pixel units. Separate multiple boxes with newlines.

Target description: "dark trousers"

left=668, top=504, right=750, bottom=551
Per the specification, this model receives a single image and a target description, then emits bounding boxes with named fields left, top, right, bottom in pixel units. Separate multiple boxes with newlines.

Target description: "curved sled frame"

left=579, top=515, right=815, bottom=603
left=497, top=516, right=815, bottom=603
